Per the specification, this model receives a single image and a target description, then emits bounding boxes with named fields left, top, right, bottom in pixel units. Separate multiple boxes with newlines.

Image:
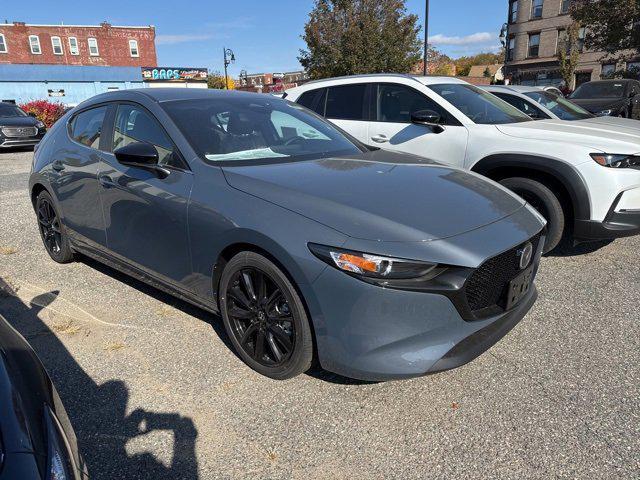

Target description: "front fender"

left=471, top=153, right=591, bottom=221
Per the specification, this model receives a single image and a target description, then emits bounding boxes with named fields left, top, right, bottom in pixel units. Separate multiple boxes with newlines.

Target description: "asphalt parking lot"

left=0, top=149, right=638, bottom=479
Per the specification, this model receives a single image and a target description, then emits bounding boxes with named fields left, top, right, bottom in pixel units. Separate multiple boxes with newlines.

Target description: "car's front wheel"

left=35, top=190, right=74, bottom=263
left=219, top=251, right=313, bottom=380
left=499, top=177, right=565, bottom=253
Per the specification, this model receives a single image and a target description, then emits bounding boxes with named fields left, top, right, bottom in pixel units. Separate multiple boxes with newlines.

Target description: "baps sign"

left=142, top=67, right=208, bottom=82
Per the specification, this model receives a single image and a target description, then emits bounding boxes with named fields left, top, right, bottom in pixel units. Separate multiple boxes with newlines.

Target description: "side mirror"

left=114, top=142, right=159, bottom=167
left=411, top=110, right=445, bottom=133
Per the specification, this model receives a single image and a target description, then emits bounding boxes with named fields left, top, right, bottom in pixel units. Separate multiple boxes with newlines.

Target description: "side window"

left=296, top=88, right=327, bottom=115
left=113, top=104, right=182, bottom=168
left=493, top=93, right=548, bottom=119
left=70, top=106, right=108, bottom=150
left=325, top=84, right=367, bottom=120
left=375, top=83, right=453, bottom=124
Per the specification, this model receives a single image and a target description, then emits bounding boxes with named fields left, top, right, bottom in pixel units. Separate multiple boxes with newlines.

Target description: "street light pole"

left=423, top=0, right=430, bottom=76
left=223, top=47, right=235, bottom=89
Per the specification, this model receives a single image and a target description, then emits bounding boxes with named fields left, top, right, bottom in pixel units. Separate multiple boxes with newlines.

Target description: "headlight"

left=591, top=153, right=640, bottom=168
left=595, top=109, right=613, bottom=116
left=36, top=120, right=45, bottom=128
left=308, top=243, right=443, bottom=281
left=44, top=408, right=73, bottom=480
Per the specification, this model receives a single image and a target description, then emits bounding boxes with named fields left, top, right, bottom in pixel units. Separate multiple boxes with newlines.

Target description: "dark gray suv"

left=29, top=89, right=546, bottom=381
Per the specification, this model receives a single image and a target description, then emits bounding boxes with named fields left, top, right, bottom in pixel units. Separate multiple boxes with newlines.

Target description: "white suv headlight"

left=591, top=153, right=640, bottom=168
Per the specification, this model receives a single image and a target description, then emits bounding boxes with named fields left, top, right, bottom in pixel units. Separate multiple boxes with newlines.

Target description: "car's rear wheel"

left=499, top=177, right=565, bottom=253
left=35, top=191, right=74, bottom=263
left=219, top=251, right=313, bottom=380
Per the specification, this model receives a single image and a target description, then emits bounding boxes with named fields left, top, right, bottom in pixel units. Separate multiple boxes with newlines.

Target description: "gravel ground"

left=0, top=149, right=638, bottom=479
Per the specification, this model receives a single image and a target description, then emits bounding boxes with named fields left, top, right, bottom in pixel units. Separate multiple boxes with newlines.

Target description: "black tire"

left=499, top=177, right=565, bottom=253
left=218, top=251, right=313, bottom=380
left=35, top=190, right=74, bottom=264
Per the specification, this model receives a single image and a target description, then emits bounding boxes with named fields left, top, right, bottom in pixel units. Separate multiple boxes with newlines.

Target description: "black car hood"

left=570, top=97, right=627, bottom=113
left=0, top=116, right=38, bottom=127
left=222, top=150, right=525, bottom=242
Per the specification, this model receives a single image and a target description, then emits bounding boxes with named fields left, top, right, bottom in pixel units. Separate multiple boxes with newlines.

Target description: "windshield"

left=571, top=82, right=626, bottom=99
left=427, top=83, right=531, bottom=124
left=0, top=104, right=27, bottom=118
left=163, top=97, right=363, bottom=163
left=524, top=91, right=593, bottom=120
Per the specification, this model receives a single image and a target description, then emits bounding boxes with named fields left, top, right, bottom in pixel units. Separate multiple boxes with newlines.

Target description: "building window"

left=577, top=27, right=585, bottom=52
left=627, top=62, right=640, bottom=74
left=560, top=0, right=571, bottom=14
left=601, top=64, right=616, bottom=78
left=509, top=0, right=518, bottom=23
left=0, top=34, right=7, bottom=53
left=88, top=38, right=99, bottom=56
left=68, top=37, right=79, bottom=55
left=29, top=35, right=41, bottom=54
left=129, top=39, right=139, bottom=57
left=507, top=36, right=515, bottom=61
left=528, top=33, right=540, bottom=57
left=51, top=36, right=63, bottom=55
left=531, top=0, right=544, bottom=19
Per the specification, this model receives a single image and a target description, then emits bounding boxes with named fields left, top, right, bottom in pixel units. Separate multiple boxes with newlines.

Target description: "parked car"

left=0, top=102, right=47, bottom=149
left=482, top=85, right=594, bottom=121
left=285, top=74, right=640, bottom=252
left=29, top=88, right=546, bottom=381
left=483, top=85, right=640, bottom=132
left=569, top=79, right=640, bottom=118
left=0, top=313, right=87, bottom=479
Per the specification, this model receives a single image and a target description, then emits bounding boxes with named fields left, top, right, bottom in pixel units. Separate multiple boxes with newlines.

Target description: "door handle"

left=370, top=134, right=389, bottom=143
left=98, top=174, right=116, bottom=189
left=52, top=160, right=65, bottom=171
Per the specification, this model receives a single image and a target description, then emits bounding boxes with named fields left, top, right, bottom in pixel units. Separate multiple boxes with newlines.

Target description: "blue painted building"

left=0, top=64, right=145, bottom=105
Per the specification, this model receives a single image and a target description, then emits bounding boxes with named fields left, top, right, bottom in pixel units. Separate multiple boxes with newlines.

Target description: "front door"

left=51, top=105, right=110, bottom=249
left=366, top=83, right=469, bottom=167
left=97, top=102, right=194, bottom=287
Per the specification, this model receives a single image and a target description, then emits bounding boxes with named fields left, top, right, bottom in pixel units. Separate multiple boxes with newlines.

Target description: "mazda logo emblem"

left=518, top=242, right=533, bottom=270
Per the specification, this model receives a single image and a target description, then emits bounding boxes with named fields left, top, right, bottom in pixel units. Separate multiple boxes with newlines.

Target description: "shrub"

left=19, top=100, right=66, bottom=128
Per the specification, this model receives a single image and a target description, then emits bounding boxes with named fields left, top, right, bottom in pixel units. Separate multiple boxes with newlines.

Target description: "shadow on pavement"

left=545, top=238, right=614, bottom=257
left=0, top=277, right=200, bottom=480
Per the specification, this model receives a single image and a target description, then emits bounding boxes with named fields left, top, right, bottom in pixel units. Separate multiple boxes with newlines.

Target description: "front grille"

left=1, top=126, right=38, bottom=137
left=465, top=232, right=541, bottom=313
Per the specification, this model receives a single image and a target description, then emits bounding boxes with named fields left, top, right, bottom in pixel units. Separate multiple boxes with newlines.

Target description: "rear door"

left=323, top=84, right=370, bottom=144
left=97, top=102, right=194, bottom=287
left=366, top=83, right=469, bottom=166
left=52, top=104, right=111, bottom=249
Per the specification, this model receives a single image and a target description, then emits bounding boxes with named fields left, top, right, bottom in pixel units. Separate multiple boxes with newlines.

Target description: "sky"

left=1, top=0, right=507, bottom=75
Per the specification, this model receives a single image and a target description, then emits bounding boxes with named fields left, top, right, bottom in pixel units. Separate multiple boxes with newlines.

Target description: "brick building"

left=0, top=21, right=157, bottom=67
left=503, top=0, right=640, bottom=89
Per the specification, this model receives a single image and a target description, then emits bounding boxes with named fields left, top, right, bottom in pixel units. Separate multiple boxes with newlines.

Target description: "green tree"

left=207, top=72, right=235, bottom=90
left=454, top=52, right=504, bottom=77
left=571, top=0, right=640, bottom=61
left=558, top=22, right=581, bottom=89
left=299, top=0, right=422, bottom=79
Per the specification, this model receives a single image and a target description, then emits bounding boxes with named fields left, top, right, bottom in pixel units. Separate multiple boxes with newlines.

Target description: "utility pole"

left=423, top=0, right=430, bottom=76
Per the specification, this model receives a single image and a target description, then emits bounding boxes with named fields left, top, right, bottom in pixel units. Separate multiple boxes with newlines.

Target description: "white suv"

left=285, top=74, right=640, bottom=252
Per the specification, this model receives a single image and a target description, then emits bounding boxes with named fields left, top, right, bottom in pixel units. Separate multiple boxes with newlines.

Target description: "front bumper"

left=310, top=257, right=539, bottom=382
left=0, top=132, right=45, bottom=148
left=574, top=188, right=640, bottom=240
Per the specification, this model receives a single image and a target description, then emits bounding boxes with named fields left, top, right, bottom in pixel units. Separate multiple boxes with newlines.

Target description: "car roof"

left=485, top=85, right=542, bottom=93
left=581, top=79, right=635, bottom=85
left=77, top=87, right=280, bottom=109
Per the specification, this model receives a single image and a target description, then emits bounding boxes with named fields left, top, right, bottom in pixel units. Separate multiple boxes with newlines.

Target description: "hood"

left=570, top=97, right=627, bottom=113
left=496, top=119, right=640, bottom=154
left=222, top=150, right=525, bottom=242
left=577, top=115, right=640, bottom=132
left=0, top=116, right=39, bottom=128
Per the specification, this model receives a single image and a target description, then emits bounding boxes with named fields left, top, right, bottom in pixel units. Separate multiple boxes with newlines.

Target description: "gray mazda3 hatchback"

left=29, top=89, right=546, bottom=381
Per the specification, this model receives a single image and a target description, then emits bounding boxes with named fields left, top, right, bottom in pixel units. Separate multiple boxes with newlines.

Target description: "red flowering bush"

left=19, top=100, right=66, bottom=128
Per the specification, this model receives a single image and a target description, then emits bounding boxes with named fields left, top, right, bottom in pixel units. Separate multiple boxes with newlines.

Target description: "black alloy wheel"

left=35, top=191, right=74, bottom=263
left=219, top=252, right=313, bottom=379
